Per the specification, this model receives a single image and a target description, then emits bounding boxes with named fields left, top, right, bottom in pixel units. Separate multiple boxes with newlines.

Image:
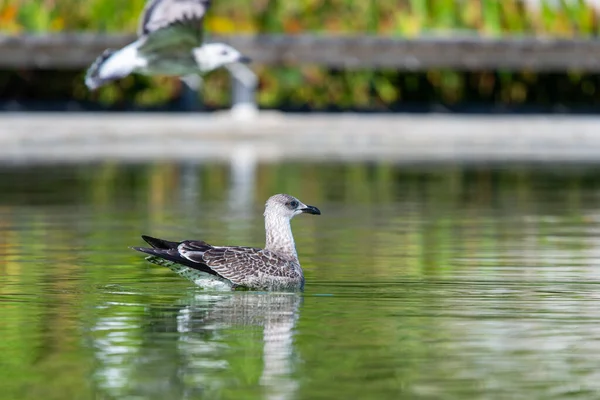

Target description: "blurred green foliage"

left=3, top=0, right=599, bottom=35
left=1, top=0, right=600, bottom=109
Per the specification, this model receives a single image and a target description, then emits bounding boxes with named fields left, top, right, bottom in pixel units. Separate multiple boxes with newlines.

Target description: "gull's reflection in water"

left=92, top=292, right=302, bottom=400
left=180, top=293, right=301, bottom=400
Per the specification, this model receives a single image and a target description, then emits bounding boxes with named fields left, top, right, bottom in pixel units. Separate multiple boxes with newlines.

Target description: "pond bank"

left=2, top=112, right=600, bottom=164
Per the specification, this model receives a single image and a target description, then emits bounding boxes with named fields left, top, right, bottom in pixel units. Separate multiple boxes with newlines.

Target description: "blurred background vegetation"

left=1, top=0, right=600, bottom=110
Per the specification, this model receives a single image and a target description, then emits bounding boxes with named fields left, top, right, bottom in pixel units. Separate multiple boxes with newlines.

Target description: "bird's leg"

left=179, top=74, right=203, bottom=111
left=180, top=74, right=202, bottom=91
left=225, top=63, right=258, bottom=119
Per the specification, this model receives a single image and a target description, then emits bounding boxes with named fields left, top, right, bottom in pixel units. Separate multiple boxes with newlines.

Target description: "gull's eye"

left=289, top=200, right=299, bottom=208
left=220, top=50, right=228, bottom=56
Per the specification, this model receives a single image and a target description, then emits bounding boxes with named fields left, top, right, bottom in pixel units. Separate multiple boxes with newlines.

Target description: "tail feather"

left=132, top=246, right=190, bottom=268
left=132, top=240, right=220, bottom=279
left=85, top=49, right=118, bottom=90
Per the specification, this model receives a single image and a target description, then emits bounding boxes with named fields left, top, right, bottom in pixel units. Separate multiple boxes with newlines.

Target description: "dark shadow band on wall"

left=1, top=69, right=600, bottom=114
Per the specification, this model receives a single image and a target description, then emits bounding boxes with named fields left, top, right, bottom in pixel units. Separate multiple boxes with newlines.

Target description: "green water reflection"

left=2, top=162, right=600, bottom=399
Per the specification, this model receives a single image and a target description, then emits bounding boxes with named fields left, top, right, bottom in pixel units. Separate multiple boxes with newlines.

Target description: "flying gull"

left=132, top=194, right=321, bottom=291
left=85, top=0, right=251, bottom=90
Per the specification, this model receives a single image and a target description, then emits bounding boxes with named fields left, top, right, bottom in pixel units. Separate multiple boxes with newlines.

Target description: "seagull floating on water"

left=132, top=194, right=321, bottom=291
left=85, top=0, right=251, bottom=90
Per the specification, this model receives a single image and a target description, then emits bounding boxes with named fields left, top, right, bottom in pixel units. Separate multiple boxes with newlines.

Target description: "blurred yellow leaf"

left=283, top=18, right=303, bottom=33
left=0, top=4, right=22, bottom=32
left=0, top=5, right=17, bottom=23
left=205, top=16, right=237, bottom=33
left=51, top=17, right=65, bottom=31
left=398, top=15, right=422, bottom=37
left=205, top=15, right=255, bottom=33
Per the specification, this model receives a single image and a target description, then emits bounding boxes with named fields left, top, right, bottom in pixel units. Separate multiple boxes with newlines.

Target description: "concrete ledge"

left=4, top=34, right=600, bottom=71
left=2, top=112, right=600, bottom=164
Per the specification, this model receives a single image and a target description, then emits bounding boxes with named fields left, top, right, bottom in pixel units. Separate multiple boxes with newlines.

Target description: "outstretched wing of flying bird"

left=137, top=0, right=211, bottom=54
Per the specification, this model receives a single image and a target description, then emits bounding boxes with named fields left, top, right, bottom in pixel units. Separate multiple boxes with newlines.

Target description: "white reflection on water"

left=177, top=293, right=302, bottom=400
left=179, top=162, right=201, bottom=211
left=92, top=292, right=302, bottom=400
left=90, top=310, right=143, bottom=396
left=228, top=144, right=257, bottom=215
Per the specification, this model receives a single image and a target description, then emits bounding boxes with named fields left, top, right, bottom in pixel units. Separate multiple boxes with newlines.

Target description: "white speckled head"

left=264, top=194, right=321, bottom=220
left=263, top=194, right=320, bottom=260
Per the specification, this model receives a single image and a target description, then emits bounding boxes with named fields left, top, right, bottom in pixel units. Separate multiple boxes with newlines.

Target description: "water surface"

left=2, top=161, right=600, bottom=399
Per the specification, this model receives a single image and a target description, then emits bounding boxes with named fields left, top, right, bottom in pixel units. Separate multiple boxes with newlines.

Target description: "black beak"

left=238, top=55, right=252, bottom=64
left=301, top=205, right=321, bottom=215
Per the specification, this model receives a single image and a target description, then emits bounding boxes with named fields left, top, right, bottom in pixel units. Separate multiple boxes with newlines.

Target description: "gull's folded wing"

left=178, top=241, right=297, bottom=285
left=203, top=247, right=298, bottom=283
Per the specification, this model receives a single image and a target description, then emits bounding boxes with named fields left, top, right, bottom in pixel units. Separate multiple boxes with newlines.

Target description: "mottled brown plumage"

left=132, top=194, right=321, bottom=291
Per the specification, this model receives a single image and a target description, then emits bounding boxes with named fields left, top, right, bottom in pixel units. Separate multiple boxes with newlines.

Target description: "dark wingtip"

left=140, top=235, right=181, bottom=249
left=84, top=49, right=116, bottom=90
left=131, top=246, right=158, bottom=255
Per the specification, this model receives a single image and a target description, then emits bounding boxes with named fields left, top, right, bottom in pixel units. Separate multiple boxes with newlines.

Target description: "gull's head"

left=264, top=194, right=321, bottom=220
left=194, top=43, right=251, bottom=72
